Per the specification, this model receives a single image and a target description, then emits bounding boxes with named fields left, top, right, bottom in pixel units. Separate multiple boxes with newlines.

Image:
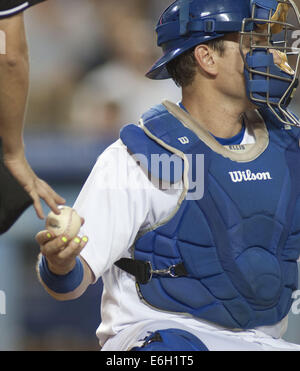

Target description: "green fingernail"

left=82, top=237, right=88, bottom=242
left=74, top=237, right=80, bottom=244
left=62, top=237, right=68, bottom=243
left=46, top=233, right=51, bottom=239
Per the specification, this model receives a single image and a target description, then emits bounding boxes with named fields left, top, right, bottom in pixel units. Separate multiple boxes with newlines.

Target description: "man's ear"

left=194, top=44, right=218, bottom=77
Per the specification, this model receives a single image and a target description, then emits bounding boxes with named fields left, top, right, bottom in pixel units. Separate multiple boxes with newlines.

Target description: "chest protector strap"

left=115, top=258, right=188, bottom=285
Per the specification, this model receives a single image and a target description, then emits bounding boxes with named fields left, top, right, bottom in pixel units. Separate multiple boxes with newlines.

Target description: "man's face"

left=214, top=32, right=295, bottom=110
left=214, top=33, right=254, bottom=109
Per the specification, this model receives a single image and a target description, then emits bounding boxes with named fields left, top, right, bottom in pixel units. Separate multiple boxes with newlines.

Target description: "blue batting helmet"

left=146, top=0, right=253, bottom=80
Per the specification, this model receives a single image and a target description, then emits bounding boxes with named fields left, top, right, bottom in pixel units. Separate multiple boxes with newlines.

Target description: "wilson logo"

left=229, top=170, right=272, bottom=183
left=178, top=136, right=190, bottom=144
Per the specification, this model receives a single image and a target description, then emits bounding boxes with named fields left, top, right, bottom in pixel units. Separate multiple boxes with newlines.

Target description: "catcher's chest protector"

left=119, top=102, right=300, bottom=329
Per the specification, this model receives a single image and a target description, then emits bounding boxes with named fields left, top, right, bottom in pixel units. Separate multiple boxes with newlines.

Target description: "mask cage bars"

left=239, top=0, right=300, bottom=127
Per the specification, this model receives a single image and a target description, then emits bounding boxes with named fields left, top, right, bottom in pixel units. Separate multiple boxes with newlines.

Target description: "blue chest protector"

left=117, top=104, right=300, bottom=330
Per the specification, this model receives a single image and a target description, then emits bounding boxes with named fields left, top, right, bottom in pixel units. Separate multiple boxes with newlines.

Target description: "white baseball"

left=46, top=206, right=82, bottom=239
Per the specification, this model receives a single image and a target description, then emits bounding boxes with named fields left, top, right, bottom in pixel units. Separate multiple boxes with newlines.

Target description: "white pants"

left=101, top=320, right=300, bottom=351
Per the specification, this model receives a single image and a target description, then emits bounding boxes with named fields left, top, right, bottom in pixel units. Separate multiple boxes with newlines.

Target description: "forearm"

left=36, top=254, right=94, bottom=301
left=0, top=13, right=29, bottom=156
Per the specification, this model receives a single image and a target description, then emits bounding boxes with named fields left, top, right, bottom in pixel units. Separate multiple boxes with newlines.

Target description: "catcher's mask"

left=241, top=0, right=300, bottom=127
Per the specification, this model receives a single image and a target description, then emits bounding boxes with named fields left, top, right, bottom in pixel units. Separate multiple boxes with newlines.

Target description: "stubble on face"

left=215, top=33, right=255, bottom=110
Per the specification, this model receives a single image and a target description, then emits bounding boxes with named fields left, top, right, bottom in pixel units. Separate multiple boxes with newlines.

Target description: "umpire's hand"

left=4, top=152, right=66, bottom=219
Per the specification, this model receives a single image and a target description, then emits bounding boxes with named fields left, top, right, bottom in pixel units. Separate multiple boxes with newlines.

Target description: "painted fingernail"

left=82, top=237, right=88, bottom=242
left=62, top=237, right=68, bottom=243
left=74, top=237, right=81, bottom=244
left=46, top=233, right=51, bottom=239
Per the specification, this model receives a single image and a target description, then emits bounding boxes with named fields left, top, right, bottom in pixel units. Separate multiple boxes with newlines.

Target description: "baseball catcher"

left=37, top=0, right=300, bottom=351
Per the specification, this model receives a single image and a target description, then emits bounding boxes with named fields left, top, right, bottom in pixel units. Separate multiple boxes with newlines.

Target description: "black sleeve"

left=0, top=139, right=33, bottom=235
left=0, top=0, right=45, bottom=18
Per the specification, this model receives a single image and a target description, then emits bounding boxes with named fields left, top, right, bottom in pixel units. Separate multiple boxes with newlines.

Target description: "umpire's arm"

left=0, top=0, right=46, bottom=155
left=35, top=231, right=94, bottom=301
left=0, top=12, right=29, bottom=158
left=0, top=3, right=66, bottom=222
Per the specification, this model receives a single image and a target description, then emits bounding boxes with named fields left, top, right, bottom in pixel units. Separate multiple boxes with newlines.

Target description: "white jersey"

left=74, top=122, right=300, bottom=351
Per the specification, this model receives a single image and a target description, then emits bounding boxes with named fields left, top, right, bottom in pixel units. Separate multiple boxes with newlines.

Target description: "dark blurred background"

left=0, top=0, right=299, bottom=351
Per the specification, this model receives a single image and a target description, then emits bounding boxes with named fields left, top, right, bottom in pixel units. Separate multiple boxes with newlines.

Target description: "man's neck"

left=181, top=87, right=249, bottom=139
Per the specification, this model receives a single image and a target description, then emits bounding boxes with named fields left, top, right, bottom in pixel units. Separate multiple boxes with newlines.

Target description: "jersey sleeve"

left=74, top=139, right=153, bottom=282
left=0, top=0, right=45, bottom=18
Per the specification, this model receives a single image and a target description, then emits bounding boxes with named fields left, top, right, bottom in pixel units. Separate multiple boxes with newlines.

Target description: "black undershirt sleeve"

left=0, top=0, right=45, bottom=18
left=0, top=139, right=33, bottom=234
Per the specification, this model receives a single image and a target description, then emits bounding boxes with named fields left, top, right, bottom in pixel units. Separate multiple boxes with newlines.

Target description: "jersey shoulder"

left=92, top=138, right=152, bottom=190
